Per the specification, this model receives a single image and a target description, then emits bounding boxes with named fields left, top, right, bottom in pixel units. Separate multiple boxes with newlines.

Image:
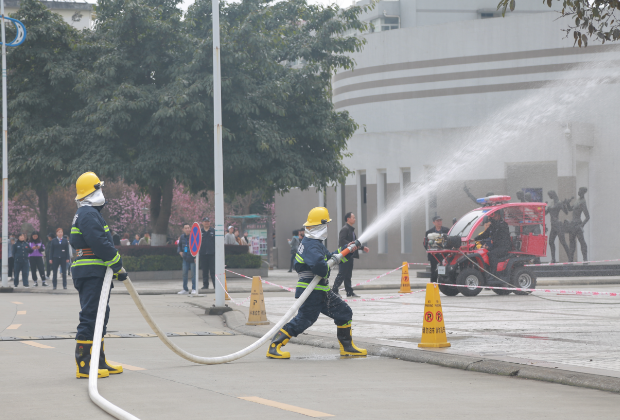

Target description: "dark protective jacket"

left=70, top=206, right=123, bottom=278
left=337, top=224, right=359, bottom=261
left=200, top=227, right=216, bottom=255
left=294, top=236, right=335, bottom=297
left=12, top=240, right=33, bottom=262
left=475, top=219, right=511, bottom=254
left=49, top=237, right=70, bottom=260
left=424, top=226, right=450, bottom=261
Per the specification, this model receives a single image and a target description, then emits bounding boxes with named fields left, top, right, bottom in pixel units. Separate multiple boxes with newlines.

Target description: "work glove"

left=114, top=268, right=128, bottom=281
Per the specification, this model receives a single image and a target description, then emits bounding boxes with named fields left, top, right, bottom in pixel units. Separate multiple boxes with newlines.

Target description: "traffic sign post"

left=189, top=222, right=203, bottom=297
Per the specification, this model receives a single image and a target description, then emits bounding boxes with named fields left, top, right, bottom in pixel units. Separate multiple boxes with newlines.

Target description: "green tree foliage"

left=497, top=0, right=620, bottom=46
left=4, top=0, right=82, bottom=236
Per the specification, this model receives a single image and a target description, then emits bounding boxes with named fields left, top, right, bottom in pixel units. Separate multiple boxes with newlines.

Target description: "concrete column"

left=356, top=171, right=364, bottom=238
left=377, top=170, right=387, bottom=254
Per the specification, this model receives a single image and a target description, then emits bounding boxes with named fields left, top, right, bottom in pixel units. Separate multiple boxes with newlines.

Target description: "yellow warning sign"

left=418, top=283, right=450, bottom=348
left=246, top=276, right=269, bottom=326
left=399, top=262, right=411, bottom=293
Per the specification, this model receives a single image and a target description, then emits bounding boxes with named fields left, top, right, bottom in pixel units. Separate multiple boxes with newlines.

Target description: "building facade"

left=6, top=0, right=93, bottom=30
left=275, top=0, right=620, bottom=269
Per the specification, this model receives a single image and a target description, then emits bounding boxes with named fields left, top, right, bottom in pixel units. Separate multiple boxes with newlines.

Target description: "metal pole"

left=1, top=0, right=9, bottom=289
left=212, top=0, right=224, bottom=307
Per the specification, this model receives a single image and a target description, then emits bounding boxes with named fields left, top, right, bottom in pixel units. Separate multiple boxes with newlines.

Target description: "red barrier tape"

left=435, top=282, right=620, bottom=296
left=345, top=264, right=405, bottom=290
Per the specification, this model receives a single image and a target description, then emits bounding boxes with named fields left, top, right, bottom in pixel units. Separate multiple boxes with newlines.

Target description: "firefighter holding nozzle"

left=266, top=207, right=367, bottom=359
left=71, top=172, right=127, bottom=378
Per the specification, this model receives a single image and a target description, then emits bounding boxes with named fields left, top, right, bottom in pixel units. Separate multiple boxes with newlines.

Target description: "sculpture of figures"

left=546, top=190, right=570, bottom=263
left=516, top=191, right=526, bottom=202
left=463, top=183, right=494, bottom=205
left=566, top=187, right=590, bottom=262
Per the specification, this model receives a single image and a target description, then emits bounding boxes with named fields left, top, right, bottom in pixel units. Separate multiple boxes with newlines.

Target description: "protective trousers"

left=488, top=248, right=509, bottom=273
left=52, top=257, right=67, bottom=288
left=332, top=258, right=354, bottom=295
left=202, top=254, right=216, bottom=288
left=284, top=289, right=353, bottom=337
left=74, top=276, right=114, bottom=341
left=13, top=259, right=29, bottom=287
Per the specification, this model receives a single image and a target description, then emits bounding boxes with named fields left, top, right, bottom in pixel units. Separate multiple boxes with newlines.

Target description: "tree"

left=498, top=0, right=620, bottom=46
left=4, top=0, right=82, bottom=237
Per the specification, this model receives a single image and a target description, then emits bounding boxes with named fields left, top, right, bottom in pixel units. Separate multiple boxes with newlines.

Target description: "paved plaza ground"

left=3, top=268, right=620, bottom=418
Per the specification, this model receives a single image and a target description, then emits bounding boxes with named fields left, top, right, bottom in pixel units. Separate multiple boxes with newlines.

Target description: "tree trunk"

left=149, top=179, right=174, bottom=246
left=36, top=187, right=48, bottom=237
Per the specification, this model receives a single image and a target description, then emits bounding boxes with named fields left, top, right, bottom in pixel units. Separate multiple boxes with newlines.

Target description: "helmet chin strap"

left=305, top=224, right=328, bottom=241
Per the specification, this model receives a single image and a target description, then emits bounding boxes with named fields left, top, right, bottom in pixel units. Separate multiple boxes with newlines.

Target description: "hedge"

left=122, top=253, right=262, bottom=272
left=117, top=244, right=249, bottom=257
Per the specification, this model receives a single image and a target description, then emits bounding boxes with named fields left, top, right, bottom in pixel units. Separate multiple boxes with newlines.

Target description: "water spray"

left=88, top=241, right=362, bottom=419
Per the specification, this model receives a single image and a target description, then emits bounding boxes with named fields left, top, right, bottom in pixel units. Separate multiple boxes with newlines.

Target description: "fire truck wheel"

left=492, top=288, right=512, bottom=295
left=512, top=268, right=537, bottom=295
left=438, top=283, right=459, bottom=296
left=456, top=268, right=483, bottom=297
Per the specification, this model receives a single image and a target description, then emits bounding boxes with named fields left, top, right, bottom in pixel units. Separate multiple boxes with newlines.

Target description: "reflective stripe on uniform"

left=71, top=258, right=106, bottom=268
left=296, top=282, right=331, bottom=292
left=104, top=251, right=120, bottom=267
left=71, top=227, right=82, bottom=235
left=295, top=254, right=304, bottom=264
left=103, top=225, right=110, bottom=233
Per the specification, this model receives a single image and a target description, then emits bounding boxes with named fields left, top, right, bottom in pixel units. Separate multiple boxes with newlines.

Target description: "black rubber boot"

left=266, top=329, right=291, bottom=359
left=99, top=339, right=123, bottom=374
left=75, top=340, right=109, bottom=379
left=337, top=324, right=367, bottom=356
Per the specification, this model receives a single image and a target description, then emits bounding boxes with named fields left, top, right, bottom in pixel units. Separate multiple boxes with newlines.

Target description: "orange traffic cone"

left=418, top=283, right=451, bottom=348
left=399, top=262, right=411, bottom=293
left=224, top=272, right=230, bottom=301
left=246, top=276, right=269, bottom=326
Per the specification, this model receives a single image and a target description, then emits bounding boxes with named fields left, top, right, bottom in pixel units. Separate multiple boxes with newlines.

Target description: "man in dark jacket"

left=45, top=233, right=54, bottom=279
left=424, top=216, right=450, bottom=283
left=200, top=217, right=216, bottom=289
left=331, top=212, right=369, bottom=297
left=475, top=211, right=511, bottom=272
left=49, top=228, right=70, bottom=289
left=70, top=171, right=126, bottom=379
left=267, top=207, right=366, bottom=359
left=177, top=224, right=196, bottom=294
left=12, top=233, right=33, bottom=287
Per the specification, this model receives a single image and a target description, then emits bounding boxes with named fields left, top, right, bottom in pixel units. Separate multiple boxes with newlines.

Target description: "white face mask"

left=305, top=224, right=328, bottom=241
left=77, top=188, right=106, bottom=208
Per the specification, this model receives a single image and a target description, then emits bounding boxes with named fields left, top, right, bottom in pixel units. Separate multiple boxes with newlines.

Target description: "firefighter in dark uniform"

left=424, top=216, right=450, bottom=282
left=71, top=172, right=127, bottom=379
left=474, top=210, right=511, bottom=272
left=266, top=207, right=366, bottom=359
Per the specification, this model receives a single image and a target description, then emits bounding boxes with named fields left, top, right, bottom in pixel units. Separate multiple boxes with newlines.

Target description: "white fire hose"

left=88, top=244, right=358, bottom=420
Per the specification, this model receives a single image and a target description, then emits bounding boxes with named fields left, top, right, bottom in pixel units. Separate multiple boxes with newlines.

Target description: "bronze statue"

left=546, top=190, right=570, bottom=263
left=464, top=183, right=494, bottom=205
left=566, top=187, right=590, bottom=262
left=516, top=191, right=526, bottom=202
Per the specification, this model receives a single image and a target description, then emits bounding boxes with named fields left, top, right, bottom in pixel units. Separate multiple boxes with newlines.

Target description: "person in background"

left=224, top=226, right=237, bottom=245
left=45, top=233, right=53, bottom=279
left=424, top=216, right=450, bottom=283
left=49, top=228, right=69, bottom=290
left=242, top=231, right=250, bottom=246
left=234, top=228, right=242, bottom=245
left=132, top=234, right=140, bottom=246
left=13, top=233, right=32, bottom=288
left=331, top=212, right=369, bottom=298
left=8, top=234, right=15, bottom=281
left=200, top=217, right=216, bottom=289
left=138, top=232, right=150, bottom=246
left=29, top=231, right=47, bottom=287
left=177, top=223, right=196, bottom=295
left=112, top=230, right=121, bottom=246
left=120, top=233, right=130, bottom=246
left=287, top=230, right=300, bottom=272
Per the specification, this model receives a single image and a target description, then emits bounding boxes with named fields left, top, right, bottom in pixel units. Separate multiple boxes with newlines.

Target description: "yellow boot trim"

left=101, top=339, right=123, bottom=374
left=280, top=329, right=291, bottom=338
left=76, top=359, right=109, bottom=379
left=339, top=340, right=367, bottom=357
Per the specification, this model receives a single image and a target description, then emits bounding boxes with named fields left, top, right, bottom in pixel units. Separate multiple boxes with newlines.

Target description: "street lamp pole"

left=1, top=0, right=9, bottom=290
left=213, top=0, right=225, bottom=307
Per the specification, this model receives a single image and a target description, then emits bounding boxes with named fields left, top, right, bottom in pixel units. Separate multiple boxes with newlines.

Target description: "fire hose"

left=88, top=240, right=363, bottom=420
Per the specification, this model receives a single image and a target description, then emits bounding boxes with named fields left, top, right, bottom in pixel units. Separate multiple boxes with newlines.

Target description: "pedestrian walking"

left=224, top=226, right=237, bottom=245
left=424, top=216, right=450, bottom=283
left=71, top=171, right=126, bottom=379
left=49, top=228, right=70, bottom=290
left=267, top=207, right=366, bottom=359
left=287, top=230, right=300, bottom=272
left=45, top=233, right=53, bottom=279
left=8, top=234, right=15, bottom=281
left=29, top=231, right=47, bottom=287
left=331, top=212, right=369, bottom=298
left=200, top=217, right=216, bottom=289
left=13, top=233, right=32, bottom=288
left=177, top=223, right=196, bottom=295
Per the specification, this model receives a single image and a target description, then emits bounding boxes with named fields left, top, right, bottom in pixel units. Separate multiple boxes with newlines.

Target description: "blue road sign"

left=189, top=222, right=202, bottom=257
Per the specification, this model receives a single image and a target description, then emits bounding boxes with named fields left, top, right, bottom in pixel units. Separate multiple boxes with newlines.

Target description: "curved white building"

left=276, top=0, right=620, bottom=268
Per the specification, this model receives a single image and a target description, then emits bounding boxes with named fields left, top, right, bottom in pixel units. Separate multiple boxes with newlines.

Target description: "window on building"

left=370, top=17, right=400, bottom=33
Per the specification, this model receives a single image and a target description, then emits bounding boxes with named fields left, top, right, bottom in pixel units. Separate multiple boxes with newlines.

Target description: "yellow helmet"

left=75, top=172, right=103, bottom=200
left=303, top=207, right=331, bottom=227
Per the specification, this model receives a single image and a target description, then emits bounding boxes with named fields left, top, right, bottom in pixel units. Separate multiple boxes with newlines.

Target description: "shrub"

left=122, top=253, right=262, bottom=271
